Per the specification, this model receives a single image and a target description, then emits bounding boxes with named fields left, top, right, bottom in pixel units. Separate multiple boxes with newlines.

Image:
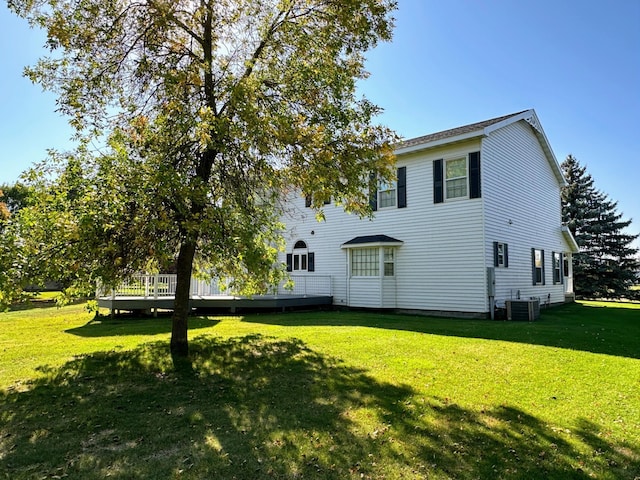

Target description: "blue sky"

left=1, top=0, right=639, bottom=246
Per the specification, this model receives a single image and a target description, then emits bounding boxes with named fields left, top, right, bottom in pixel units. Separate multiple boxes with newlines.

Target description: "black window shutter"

left=308, top=252, right=315, bottom=272
left=433, top=159, right=443, bottom=204
left=493, top=242, right=499, bottom=267
left=397, top=166, right=407, bottom=208
left=369, top=172, right=378, bottom=211
left=469, top=151, right=481, bottom=199
left=541, top=250, right=546, bottom=285
left=305, top=195, right=312, bottom=208
left=504, top=243, right=509, bottom=268
left=531, top=248, right=536, bottom=285
left=286, top=254, right=293, bottom=272
left=559, top=253, right=564, bottom=284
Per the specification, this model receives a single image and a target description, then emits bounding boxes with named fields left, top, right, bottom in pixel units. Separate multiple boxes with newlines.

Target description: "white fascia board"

left=562, top=225, right=580, bottom=253
left=341, top=241, right=404, bottom=249
left=482, top=109, right=534, bottom=135
left=394, top=131, right=484, bottom=156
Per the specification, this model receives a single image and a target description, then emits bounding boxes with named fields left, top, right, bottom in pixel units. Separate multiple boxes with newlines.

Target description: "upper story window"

left=305, top=195, right=330, bottom=208
left=445, top=158, right=467, bottom=199
left=378, top=180, right=397, bottom=208
left=370, top=166, right=407, bottom=211
left=434, top=152, right=481, bottom=204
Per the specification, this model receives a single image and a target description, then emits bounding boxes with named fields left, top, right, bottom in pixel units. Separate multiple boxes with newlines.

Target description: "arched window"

left=286, top=240, right=315, bottom=272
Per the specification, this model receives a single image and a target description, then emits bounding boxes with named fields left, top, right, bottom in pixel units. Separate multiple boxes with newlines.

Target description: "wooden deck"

left=97, top=294, right=333, bottom=314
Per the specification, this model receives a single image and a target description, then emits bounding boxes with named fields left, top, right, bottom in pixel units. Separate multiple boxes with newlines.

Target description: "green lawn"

left=1, top=301, right=638, bottom=479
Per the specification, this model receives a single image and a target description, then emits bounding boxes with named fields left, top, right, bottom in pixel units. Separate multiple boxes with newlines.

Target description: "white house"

left=280, top=109, right=579, bottom=318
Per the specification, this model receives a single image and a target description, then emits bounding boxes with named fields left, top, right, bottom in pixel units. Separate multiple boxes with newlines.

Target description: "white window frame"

left=349, top=246, right=398, bottom=277
left=553, top=252, right=562, bottom=284
left=445, top=157, right=468, bottom=200
left=378, top=179, right=397, bottom=208
left=383, top=247, right=395, bottom=277
left=533, top=248, right=544, bottom=285
left=293, top=241, right=308, bottom=272
left=351, top=248, right=380, bottom=277
left=496, top=243, right=506, bottom=267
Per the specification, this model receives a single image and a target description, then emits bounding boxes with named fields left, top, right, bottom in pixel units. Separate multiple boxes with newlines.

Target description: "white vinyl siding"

left=482, top=119, right=571, bottom=305
left=281, top=115, right=572, bottom=313
left=282, top=138, right=487, bottom=313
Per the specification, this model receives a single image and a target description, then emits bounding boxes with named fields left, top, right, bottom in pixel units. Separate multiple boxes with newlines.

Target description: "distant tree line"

left=561, top=155, right=639, bottom=300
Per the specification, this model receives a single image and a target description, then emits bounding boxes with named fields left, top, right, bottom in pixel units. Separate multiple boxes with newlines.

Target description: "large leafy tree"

left=561, top=155, right=639, bottom=299
left=0, top=193, right=9, bottom=222
left=0, top=183, right=33, bottom=215
left=5, top=0, right=398, bottom=356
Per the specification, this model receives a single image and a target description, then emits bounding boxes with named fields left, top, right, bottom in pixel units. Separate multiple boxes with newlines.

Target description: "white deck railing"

left=98, top=274, right=332, bottom=299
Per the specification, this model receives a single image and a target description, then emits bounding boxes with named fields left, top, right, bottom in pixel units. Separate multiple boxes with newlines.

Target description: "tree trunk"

left=171, top=239, right=197, bottom=358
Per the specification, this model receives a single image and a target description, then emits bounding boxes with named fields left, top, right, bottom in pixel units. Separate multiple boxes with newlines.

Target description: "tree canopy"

left=4, top=0, right=399, bottom=356
left=0, top=183, right=33, bottom=215
left=561, top=155, right=639, bottom=299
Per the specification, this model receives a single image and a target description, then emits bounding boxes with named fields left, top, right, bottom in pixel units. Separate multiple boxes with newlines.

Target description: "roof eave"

left=395, top=130, right=485, bottom=156
left=562, top=225, right=580, bottom=253
left=341, top=241, right=404, bottom=249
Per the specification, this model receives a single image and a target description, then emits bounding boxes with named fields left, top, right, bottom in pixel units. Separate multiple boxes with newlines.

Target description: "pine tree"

left=561, top=155, right=639, bottom=299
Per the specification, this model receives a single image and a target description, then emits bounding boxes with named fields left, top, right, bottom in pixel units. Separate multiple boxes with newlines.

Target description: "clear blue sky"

left=1, top=0, right=639, bottom=246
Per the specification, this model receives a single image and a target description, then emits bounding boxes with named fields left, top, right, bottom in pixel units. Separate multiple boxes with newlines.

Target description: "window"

left=350, top=247, right=396, bottom=277
left=383, top=248, right=395, bottom=276
left=370, top=167, right=406, bottom=211
left=434, top=152, right=480, bottom=204
left=351, top=248, right=379, bottom=276
left=553, top=252, right=563, bottom=284
left=494, top=242, right=508, bottom=267
left=532, top=248, right=545, bottom=285
left=305, top=195, right=330, bottom=207
left=445, top=158, right=467, bottom=199
left=378, top=180, right=397, bottom=208
left=286, top=241, right=315, bottom=272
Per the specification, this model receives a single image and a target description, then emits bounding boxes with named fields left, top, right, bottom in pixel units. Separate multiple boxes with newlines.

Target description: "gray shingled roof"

left=397, top=110, right=529, bottom=150
left=342, top=234, right=403, bottom=246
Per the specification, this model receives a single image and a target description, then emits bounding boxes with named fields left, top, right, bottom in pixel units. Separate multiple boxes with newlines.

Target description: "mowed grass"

left=0, top=301, right=638, bottom=479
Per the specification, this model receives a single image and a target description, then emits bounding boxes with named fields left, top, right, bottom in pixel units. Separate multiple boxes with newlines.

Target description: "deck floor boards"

left=97, top=294, right=333, bottom=313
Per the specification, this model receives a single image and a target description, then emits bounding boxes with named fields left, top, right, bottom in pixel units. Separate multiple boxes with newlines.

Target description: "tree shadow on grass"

left=0, top=335, right=637, bottom=479
left=243, top=302, right=640, bottom=359
left=65, top=315, right=220, bottom=337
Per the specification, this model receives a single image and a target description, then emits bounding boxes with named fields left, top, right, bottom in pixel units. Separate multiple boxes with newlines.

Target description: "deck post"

left=153, top=273, right=159, bottom=317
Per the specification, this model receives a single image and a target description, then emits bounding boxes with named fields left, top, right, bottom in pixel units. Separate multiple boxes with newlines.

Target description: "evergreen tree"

left=561, top=155, right=639, bottom=299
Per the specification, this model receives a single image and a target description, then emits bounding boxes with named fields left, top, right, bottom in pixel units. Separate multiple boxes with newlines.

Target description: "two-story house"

left=281, top=109, right=579, bottom=317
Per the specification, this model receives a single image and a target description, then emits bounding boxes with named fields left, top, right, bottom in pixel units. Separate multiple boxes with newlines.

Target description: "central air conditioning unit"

left=506, top=298, right=540, bottom=321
